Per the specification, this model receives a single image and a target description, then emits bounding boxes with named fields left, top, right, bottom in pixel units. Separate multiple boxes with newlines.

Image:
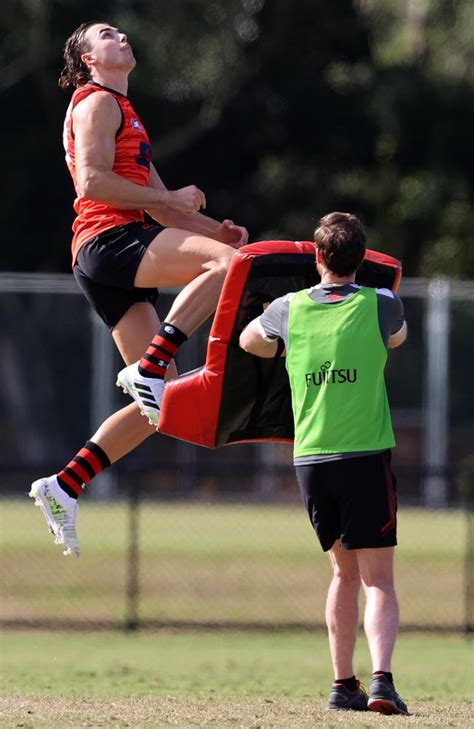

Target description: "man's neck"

left=319, top=272, right=356, bottom=286
left=89, top=71, right=128, bottom=96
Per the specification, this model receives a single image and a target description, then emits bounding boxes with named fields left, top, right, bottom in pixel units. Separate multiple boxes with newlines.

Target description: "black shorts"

left=73, top=221, right=165, bottom=329
left=295, top=450, right=397, bottom=552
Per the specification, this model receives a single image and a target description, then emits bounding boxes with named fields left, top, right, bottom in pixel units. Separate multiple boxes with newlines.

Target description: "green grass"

left=0, top=501, right=467, bottom=628
left=0, top=630, right=472, bottom=727
left=0, top=501, right=471, bottom=726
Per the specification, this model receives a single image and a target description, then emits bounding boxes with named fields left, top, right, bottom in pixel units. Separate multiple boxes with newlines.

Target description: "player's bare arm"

left=146, top=164, right=248, bottom=249
left=239, top=318, right=279, bottom=358
left=73, top=93, right=205, bottom=214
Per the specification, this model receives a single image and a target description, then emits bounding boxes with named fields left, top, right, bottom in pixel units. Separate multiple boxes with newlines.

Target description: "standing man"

left=239, top=212, right=409, bottom=715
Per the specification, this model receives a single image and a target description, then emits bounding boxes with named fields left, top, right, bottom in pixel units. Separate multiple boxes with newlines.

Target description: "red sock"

left=57, top=440, right=111, bottom=498
left=138, top=322, right=187, bottom=379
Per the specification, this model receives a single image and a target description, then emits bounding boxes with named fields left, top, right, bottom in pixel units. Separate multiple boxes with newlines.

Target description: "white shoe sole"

left=29, top=479, right=80, bottom=558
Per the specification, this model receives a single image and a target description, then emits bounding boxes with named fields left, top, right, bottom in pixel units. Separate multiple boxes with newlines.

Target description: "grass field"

left=0, top=501, right=467, bottom=628
left=0, top=630, right=472, bottom=727
left=1, top=500, right=472, bottom=726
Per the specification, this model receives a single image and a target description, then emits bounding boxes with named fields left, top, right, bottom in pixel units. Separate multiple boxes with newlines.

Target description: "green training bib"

left=286, top=287, right=395, bottom=457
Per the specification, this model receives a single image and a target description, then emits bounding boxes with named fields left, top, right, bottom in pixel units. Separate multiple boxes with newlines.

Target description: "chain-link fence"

left=0, top=274, right=472, bottom=632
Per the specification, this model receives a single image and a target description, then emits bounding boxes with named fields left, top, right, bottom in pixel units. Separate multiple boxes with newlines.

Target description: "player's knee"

left=220, top=246, right=236, bottom=269
left=361, top=573, right=394, bottom=591
left=333, top=565, right=360, bottom=583
left=209, top=248, right=236, bottom=277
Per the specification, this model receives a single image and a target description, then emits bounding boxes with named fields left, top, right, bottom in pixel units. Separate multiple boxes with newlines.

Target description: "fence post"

left=466, top=513, right=473, bottom=635
left=257, top=443, right=279, bottom=498
left=125, top=478, right=140, bottom=631
left=464, top=469, right=474, bottom=634
left=423, top=278, right=450, bottom=508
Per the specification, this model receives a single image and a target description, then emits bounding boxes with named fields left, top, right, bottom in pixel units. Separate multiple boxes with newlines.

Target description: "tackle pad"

left=158, top=241, right=401, bottom=448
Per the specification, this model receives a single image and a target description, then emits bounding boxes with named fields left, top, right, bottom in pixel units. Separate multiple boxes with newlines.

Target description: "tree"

left=1, top=0, right=473, bottom=276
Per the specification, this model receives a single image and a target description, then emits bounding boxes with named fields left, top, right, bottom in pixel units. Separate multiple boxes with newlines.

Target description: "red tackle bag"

left=158, top=241, right=401, bottom=448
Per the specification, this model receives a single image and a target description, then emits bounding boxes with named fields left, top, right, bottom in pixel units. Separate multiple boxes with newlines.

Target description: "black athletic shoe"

left=368, top=674, right=410, bottom=715
left=326, top=679, right=368, bottom=711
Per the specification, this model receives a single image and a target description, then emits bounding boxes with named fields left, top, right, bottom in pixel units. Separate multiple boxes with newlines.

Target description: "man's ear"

left=315, top=246, right=322, bottom=265
left=81, top=52, right=95, bottom=68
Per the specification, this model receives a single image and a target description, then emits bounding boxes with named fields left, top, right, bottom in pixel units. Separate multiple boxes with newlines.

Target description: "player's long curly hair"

left=314, top=212, right=366, bottom=276
left=58, top=21, right=106, bottom=89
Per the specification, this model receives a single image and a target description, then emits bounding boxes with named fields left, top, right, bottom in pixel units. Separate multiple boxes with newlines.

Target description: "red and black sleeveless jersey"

left=63, top=82, right=152, bottom=265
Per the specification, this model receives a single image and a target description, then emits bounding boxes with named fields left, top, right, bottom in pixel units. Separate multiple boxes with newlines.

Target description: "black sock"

left=138, top=323, right=188, bottom=379
left=373, top=671, right=393, bottom=685
left=334, top=675, right=358, bottom=692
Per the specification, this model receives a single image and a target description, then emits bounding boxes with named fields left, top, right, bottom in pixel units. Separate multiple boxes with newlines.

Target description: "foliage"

left=1, top=0, right=473, bottom=275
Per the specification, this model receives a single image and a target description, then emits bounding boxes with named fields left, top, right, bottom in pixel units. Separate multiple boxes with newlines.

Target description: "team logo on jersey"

left=305, top=362, right=358, bottom=386
left=135, top=141, right=151, bottom=168
left=131, top=118, right=142, bottom=130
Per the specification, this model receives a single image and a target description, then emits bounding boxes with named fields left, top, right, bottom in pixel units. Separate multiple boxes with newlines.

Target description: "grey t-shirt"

left=258, top=283, right=405, bottom=464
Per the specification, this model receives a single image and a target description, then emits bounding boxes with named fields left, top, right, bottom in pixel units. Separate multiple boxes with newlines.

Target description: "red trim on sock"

left=149, top=337, right=178, bottom=357
left=68, top=461, right=93, bottom=485
left=139, top=333, right=182, bottom=377
left=57, top=471, right=83, bottom=495
left=77, top=448, right=103, bottom=474
left=139, top=360, right=167, bottom=377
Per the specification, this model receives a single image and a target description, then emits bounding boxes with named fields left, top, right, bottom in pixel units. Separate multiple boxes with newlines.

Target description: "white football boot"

left=29, top=475, right=80, bottom=558
left=116, top=361, right=165, bottom=427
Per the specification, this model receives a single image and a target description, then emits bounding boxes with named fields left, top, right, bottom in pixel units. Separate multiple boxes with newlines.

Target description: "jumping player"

left=29, top=21, right=247, bottom=556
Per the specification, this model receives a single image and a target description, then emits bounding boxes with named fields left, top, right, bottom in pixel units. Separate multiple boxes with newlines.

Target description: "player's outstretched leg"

left=29, top=476, right=80, bottom=558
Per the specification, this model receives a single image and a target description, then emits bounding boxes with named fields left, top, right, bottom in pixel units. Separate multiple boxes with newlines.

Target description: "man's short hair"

left=313, top=212, right=366, bottom=276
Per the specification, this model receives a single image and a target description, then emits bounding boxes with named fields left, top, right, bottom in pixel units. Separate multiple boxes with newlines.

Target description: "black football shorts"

left=295, top=450, right=397, bottom=551
left=73, top=221, right=165, bottom=328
